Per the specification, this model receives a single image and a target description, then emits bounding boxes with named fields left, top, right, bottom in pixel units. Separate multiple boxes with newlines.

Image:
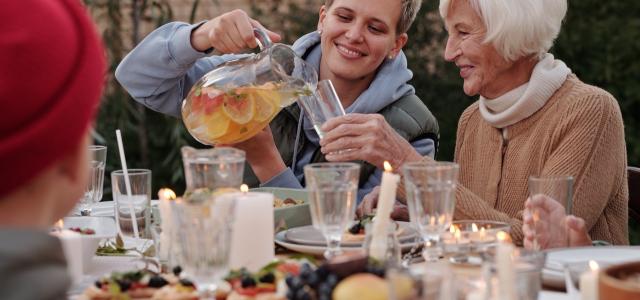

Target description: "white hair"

left=439, top=0, right=567, bottom=61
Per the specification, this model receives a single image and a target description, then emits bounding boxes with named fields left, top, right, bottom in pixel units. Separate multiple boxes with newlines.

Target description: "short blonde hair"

left=325, top=0, right=422, bottom=34
left=439, top=0, right=567, bottom=61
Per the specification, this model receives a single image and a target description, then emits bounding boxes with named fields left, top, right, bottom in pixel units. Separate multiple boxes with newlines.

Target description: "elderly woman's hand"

left=523, top=195, right=592, bottom=249
left=319, top=113, right=423, bottom=169
left=356, top=186, right=410, bottom=221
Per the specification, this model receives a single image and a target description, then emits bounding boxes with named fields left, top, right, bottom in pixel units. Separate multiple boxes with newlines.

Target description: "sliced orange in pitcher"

left=253, top=90, right=277, bottom=122
left=222, top=91, right=254, bottom=124
left=203, top=110, right=230, bottom=139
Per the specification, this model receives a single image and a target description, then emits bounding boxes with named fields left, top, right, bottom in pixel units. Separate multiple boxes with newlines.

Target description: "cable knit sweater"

left=399, top=74, right=628, bottom=246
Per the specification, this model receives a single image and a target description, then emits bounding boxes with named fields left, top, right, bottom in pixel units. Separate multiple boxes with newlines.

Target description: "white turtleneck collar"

left=479, top=53, right=571, bottom=129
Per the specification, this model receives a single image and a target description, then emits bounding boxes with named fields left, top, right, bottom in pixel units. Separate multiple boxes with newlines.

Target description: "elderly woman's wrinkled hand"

left=523, top=194, right=592, bottom=249
left=356, top=186, right=410, bottom=222
left=319, top=113, right=422, bottom=169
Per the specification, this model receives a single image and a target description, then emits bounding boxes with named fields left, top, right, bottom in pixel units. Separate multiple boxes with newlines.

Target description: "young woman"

left=116, top=0, right=438, bottom=201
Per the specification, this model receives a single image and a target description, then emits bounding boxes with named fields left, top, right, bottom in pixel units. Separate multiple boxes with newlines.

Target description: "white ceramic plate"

left=284, top=222, right=417, bottom=246
left=542, top=246, right=640, bottom=289
left=275, top=230, right=420, bottom=256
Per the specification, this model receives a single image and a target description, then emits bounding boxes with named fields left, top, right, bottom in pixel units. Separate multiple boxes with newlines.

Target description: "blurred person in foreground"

left=354, top=0, right=628, bottom=246
left=0, top=0, right=106, bottom=298
left=115, top=0, right=438, bottom=202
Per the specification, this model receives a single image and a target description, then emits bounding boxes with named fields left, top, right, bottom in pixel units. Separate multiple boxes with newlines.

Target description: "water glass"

left=527, top=175, right=574, bottom=250
left=364, top=222, right=402, bottom=267
left=79, top=145, right=107, bottom=216
left=111, top=169, right=152, bottom=240
left=402, top=162, right=459, bottom=262
left=173, top=198, right=236, bottom=299
left=304, top=162, right=360, bottom=259
left=181, top=146, right=245, bottom=194
left=298, top=79, right=346, bottom=138
left=482, top=249, right=546, bottom=300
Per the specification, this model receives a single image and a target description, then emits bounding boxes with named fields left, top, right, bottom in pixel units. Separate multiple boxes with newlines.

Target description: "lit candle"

left=157, top=188, right=176, bottom=261
left=496, top=231, right=517, bottom=300
left=579, top=260, right=599, bottom=300
left=52, top=229, right=83, bottom=282
left=240, top=184, right=248, bottom=193
left=369, top=161, right=400, bottom=260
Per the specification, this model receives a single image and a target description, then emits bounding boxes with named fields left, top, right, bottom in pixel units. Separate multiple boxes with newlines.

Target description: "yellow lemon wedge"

left=222, top=92, right=255, bottom=124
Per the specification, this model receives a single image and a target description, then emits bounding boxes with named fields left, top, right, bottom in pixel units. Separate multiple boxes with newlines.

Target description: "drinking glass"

left=181, top=146, right=245, bottom=194
left=402, top=162, right=459, bottom=262
left=304, top=162, right=360, bottom=259
left=173, top=198, right=236, bottom=299
left=298, top=79, right=346, bottom=139
left=111, top=169, right=152, bottom=241
left=527, top=175, right=574, bottom=250
left=79, top=145, right=107, bottom=216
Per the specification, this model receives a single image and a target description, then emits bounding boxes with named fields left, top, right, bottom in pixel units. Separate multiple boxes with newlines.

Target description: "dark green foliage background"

left=88, top=0, right=639, bottom=243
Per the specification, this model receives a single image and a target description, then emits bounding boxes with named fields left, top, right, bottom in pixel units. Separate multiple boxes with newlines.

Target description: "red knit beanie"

left=0, top=0, right=106, bottom=196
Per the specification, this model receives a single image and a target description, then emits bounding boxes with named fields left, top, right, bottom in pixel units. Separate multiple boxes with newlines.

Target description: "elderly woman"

left=344, top=0, right=628, bottom=245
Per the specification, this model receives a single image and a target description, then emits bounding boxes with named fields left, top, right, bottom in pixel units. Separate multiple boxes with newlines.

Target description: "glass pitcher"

left=181, top=146, right=245, bottom=201
left=181, top=28, right=318, bottom=145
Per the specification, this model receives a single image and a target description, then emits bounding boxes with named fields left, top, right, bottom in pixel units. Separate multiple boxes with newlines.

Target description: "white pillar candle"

left=54, top=229, right=83, bottom=283
left=226, top=191, right=275, bottom=272
left=369, top=161, right=400, bottom=260
left=496, top=231, right=517, bottom=300
left=580, top=260, right=599, bottom=300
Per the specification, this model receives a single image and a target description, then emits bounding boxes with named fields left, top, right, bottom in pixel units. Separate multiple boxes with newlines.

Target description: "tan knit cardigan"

left=399, top=75, right=628, bottom=246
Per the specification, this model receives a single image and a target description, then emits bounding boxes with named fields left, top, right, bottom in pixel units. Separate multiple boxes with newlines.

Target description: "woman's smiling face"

left=317, top=0, right=407, bottom=82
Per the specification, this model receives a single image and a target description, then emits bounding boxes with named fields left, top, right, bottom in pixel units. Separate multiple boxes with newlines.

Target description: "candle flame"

left=479, top=227, right=486, bottom=237
left=471, top=223, right=479, bottom=232
left=55, top=219, right=64, bottom=228
left=454, top=227, right=461, bottom=240
left=449, top=224, right=456, bottom=233
left=589, top=260, right=599, bottom=271
left=383, top=161, right=392, bottom=172
left=158, top=188, right=177, bottom=201
left=240, top=184, right=249, bottom=193
left=497, top=231, right=511, bottom=242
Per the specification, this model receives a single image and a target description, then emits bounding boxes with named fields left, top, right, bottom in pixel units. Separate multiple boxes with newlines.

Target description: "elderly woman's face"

left=443, top=0, right=517, bottom=98
left=317, top=0, right=407, bottom=82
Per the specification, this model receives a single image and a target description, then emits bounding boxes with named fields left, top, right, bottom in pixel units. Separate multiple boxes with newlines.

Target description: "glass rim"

left=401, top=161, right=459, bottom=171
left=181, top=146, right=245, bottom=163
left=89, top=145, right=107, bottom=150
left=528, top=175, right=574, bottom=182
left=112, top=169, right=152, bottom=176
left=304, top=162, right=360, bottom=170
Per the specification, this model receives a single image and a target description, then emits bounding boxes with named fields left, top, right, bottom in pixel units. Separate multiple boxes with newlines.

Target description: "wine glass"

left=79, top=145, right=107, bottom=216
left=304, top=162, right=360, bottom=259
left=173, top=198, right=235, bottom=299
left=402, top=161, right=459, bottom=262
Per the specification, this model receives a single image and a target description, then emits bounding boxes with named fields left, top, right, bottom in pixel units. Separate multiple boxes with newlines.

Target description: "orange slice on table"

left=222, top=92, right=254, bottom=124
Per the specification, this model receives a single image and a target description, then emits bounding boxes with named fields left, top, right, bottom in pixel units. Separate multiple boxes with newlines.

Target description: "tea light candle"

left=496, top=231, right=516, bottom=300
left=580, top=260, right=599, bottom=300
left=157, top=188, right=177, bottom=261
left=226, top=191, right=275, bottom=272
left=369, top=161, right=400, bottom=260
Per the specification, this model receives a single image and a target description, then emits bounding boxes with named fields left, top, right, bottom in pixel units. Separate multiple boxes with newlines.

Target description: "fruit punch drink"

left=182, top=81, right=311, bottom=145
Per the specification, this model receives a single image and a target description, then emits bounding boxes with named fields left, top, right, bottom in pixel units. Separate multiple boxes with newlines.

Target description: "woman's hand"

left=223, top=126, right=286, bottom=183
left=356, top=186, right=410, bottom=221
left=523, top=195, right=592, bottom=249
left=191, top=9, right=281, bottom=54
left=319, top=114, right=423, bottom=170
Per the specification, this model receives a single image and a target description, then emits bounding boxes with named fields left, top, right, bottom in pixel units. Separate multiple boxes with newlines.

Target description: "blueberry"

left=287, top=276, right=303, bottom=290
left=179, top=279, right=194, bottom=287
left=94, top=280, right=102, bottom=288
left=326, top=274, right=339, bottom=288
left=348, top=223, right=361, bottom=234
left=172, top=266, right=182, bottom=276
left=148, top=275, right=168, bottom=288
left=307, top=272, right=319, bottom=287
left=315, top=265, right=329, bottom=279
left=241, top=276, right=256, bottom=288
left=259, top=272, right=275, bottom=283
left=318, top=282, right=332, bottom=295
left=286, top=288, right=296, bottom=300
left=117, top=279, right=131, bottom=292
left=295, top=289, right=311, bottom=300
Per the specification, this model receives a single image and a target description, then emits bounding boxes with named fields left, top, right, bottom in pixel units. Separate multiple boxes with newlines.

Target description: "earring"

left=388, top=54, right=394, bottom=59
left=318, top=29, right=322, bottom=35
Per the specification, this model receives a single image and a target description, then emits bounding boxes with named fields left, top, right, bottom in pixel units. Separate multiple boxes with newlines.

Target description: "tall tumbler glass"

left=79, top=145, right=107, bottom=216
left=298, top=79, right=346, bottom=139
left=304, top=162, right=360, bottom=259
left=402, top=161, right=459, bottom=262
left=181, top=146, right=245, bottom=194
left=173, top=198, right=236, bottom=299
left=112, top=169, right=152, bottom=241
left=528, top=175, right=574, bottom=250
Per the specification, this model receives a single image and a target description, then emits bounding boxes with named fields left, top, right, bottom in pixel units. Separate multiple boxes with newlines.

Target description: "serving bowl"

left=62, top=216, right=118, bottom=269
left=251, top=187, right=310, bottom=230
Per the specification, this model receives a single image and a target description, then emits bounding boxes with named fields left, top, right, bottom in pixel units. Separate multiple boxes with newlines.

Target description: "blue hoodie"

left=116, top=22, right=435, bottom=202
